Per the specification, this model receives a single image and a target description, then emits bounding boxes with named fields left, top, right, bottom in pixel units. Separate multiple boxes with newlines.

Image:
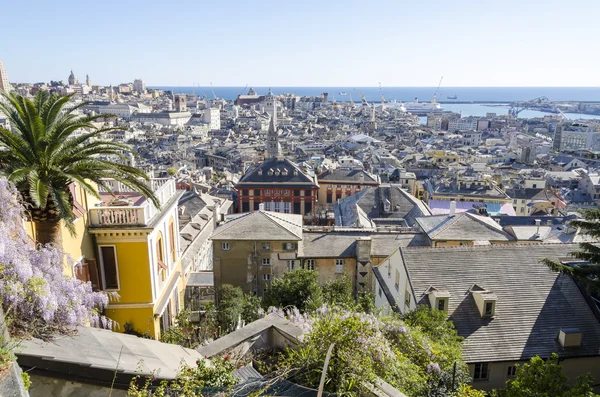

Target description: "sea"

left=151, top=86, right=600, bottom=120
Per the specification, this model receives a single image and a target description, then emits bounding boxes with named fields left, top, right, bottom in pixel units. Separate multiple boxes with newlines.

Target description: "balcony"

left=89, top=178, right=177, bottom=227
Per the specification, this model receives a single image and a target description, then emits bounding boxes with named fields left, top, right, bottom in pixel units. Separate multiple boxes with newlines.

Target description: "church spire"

left=266, top=116, right=279, bottom=159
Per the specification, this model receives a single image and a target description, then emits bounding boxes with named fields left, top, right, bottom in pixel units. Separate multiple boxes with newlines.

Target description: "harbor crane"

left=509, top=96, right=549, bottom=118
left=209, top=82, right=217, bottom=100
left=556, top=107, right=569, bottom=120
left=432, top=76, right=443, bottom=103
left=379, top=82, right=386, bottom=109
left=354, top=88, right=370, bottom=106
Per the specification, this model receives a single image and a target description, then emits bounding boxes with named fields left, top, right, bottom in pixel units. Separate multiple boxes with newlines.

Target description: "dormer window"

left=470, top=284, right=497, bottom=318
left=427, top=287, right=450, bottom=313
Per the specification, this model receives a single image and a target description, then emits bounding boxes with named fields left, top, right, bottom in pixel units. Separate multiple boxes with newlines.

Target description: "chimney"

left=213, top=202, right=220, bottom=229
left=449, top=201, right=456, bottom=217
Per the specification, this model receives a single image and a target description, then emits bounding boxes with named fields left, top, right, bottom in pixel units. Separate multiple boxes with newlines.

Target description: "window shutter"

left=85, top=258, right=100, bottom=291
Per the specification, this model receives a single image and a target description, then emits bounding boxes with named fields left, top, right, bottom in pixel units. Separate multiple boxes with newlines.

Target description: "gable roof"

left=318, top=168, right=379, bottom=183
left=235, top=157, right=318, bottom=188
left=210, top=210, right=303, bottom=241
left=400, top=244, right=600, bottom=363
left=415, top=212, right=514, bottom=242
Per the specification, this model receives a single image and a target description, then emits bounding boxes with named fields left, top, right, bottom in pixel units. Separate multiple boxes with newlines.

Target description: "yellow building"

left=425, top=150, right=461, bottom=165
left=25, top=182, right=100, bottom=278
left=86, top=178, right=185, bottom=339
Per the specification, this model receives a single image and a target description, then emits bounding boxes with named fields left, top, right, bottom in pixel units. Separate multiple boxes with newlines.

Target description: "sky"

left=1, top=0, right=599, bottom=87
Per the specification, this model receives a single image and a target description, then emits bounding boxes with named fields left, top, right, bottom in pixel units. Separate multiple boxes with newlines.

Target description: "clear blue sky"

left=1, top=0, right=598, bottom=87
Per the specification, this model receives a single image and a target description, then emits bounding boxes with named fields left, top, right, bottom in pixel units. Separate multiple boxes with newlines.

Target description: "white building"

left=133, top=79, right=146, bottom=94
left=0, top=60, right=11, bottom=92
left=202, top=108, right=221, bottom=131
left=449, top=117, right=478, bottom=132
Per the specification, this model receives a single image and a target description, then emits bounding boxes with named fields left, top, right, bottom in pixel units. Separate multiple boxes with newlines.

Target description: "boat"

left=339, top=92, right=347, bottom=96
left=401, top=98, right=443, bottom=114
left=447, top=95, right=458, bottom=100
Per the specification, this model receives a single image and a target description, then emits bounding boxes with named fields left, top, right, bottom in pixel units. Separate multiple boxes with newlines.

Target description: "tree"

left=267, top=306, right=470, bottom=397
left=263, top=269, right=323, bottom=312
left=0, top=177, right=109, bottom=336
left=322, top=276, right=355, bottom=308
left=0, top=91, right=159, bottom=246
left=542, top=210, right=600, bottom=294
left=216, top=284, right=262, bottom=335
left=167, top=167, right=178, bottom=176
left=500, top=353, right=597, bottom=397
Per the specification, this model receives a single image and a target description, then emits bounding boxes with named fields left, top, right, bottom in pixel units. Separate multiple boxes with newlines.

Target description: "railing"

left=89, top=178, right=177, bottom=226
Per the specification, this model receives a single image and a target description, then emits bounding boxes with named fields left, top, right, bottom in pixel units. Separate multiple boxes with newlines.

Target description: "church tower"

left=68, top=70, right=78, bottom=85
left=264, top=88, right=277, bottom=128
left=266, top=116, right=280, bottom=159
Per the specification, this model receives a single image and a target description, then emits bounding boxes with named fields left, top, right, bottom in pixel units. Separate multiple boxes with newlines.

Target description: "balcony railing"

left=89, top=178, right=177, bottom=227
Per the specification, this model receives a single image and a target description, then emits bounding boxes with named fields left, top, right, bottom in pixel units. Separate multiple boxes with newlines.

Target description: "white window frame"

left=221, top=242, right=230, bottom=251
left=98, top=245, right=120, bottom=291
left=261, top=242, right=270, bottom=250
left=473, top=363, right=489, bottom=381
left=287, top=260, right=296, bottom=271
left=305, top=259, right=315, bottom=271
left=335, top=259, right=345, bottom=274
left=262, top=258, right=271, bottom=266
left=263, top=273, right=271, bottom=281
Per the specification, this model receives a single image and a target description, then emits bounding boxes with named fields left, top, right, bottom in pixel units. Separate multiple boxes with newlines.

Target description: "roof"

left=427, top=199, right=516, bottom=216
left=210, top=210, right=303, bottom=241
left=400, top=244, right=600, bottom=362
left=299, top=232, right=428, bottom=258
left=235, top=158, right=318, bottom=188
left=505, top=188, right=558, bottom=201
left=16, top=326, right=204, bottom=382
left=318, top=168, right=379, bottom=183
left=187, top=272, right=214, bottom=287
left=415, top=212, right=514, bottom=242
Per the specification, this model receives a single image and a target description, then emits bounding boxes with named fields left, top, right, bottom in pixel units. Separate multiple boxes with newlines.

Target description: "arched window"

left=156, top=232, right=167, bottom=278
left=169, top=217, right=176, bottom=261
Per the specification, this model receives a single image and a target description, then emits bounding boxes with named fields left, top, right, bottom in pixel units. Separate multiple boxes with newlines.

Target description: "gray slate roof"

left=415, top=212, right=514, bottom=242
left=300, top=232, right=428, bottom=258
left=318, top=168, right=379, bottom=183
left=236, top=158, right=317, bottom=187
left=211, top=210, right=303, bottom=241
left=400, top=244, right=600, bottom=362
left=17, top=326, right=204, bottom=381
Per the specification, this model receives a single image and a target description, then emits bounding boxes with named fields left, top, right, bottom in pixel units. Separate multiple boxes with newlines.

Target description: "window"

left=405, top=290, right=411, bottom=305
left=254, top=189, right=260, bottom=196
left=156, top=234, right=166, bottom=269
left=100, top=246, right=119, bottom=290
left=395, top=269, right=400, bottom=291
left=283, top=242, right=296, bottom=250
left=438, top=299, right=445, bottom=311
left=284, top=190, right=290, bottom=195
left=274, top=190, right=280, bottom=195
left=294, top=190, right=300, bottom=196
left=305, top=190, right=311, bottom=196
left=262, top=258, right=271, bottom=266
left=336, top=193, right=342, bottom=200
left=265, top=190, right=271, bottom=195
left=263, top=273, right=271, bottom=281
left=169, top=220, right=176, bottom=261
left=242, top=189, right=249, bottom=196
left=507, top=366, right=516, bottom=378
left=242, top=202, right=250, bottom=212
left=287, top=260, right=296, bottom=271
left=283, top=202, right=291, bottom=214
left=378, top=287, right=382, bottom=297
left=335, top=259, right=345, bottom=274
left=305, top=259, right=315, bottom=271
left=327, top=193, right=333, bottom=203
left=484, top=302, right=493, bottom=316
left=221, top=242, right=230, bottom=251
left=336, top=184, right=342, bottom=188
left=261, top=242, right=270, bottom=250
left=473, top=363, right=489, bottom=380
left=305, top=202, right=312, bottom=215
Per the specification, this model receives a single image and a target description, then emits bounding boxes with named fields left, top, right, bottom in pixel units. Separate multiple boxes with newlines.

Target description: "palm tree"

left=0, top=90, right=159, bottom=246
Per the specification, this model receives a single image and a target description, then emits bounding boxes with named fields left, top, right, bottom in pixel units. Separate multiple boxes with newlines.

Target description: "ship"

left=447, top=95, right=458, bottom=100
left=401, top=98, right=443, bottom=115
left=339, top=92, right=347, bottom=96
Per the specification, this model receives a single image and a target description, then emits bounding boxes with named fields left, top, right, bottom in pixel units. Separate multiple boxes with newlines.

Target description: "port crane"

left=378, top=82, right=386, bottom=109
left=354, top=88, right=370, bottom=107
left=432, top=76, right=443, bottom=103
left=509, top=96, right=549, bottom=118
left=209, top=82, right=217, bottom=100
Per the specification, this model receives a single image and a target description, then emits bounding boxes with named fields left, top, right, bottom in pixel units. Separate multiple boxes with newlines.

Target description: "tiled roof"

left=210, top=210, right=303, bottom=241
left=318, top=168, right=378, bottom=183
left=236, top=158, right=317, bottom=187
left=415, top=212, right=514, bottom=242
left=400, top=244, right=600, bottom=362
